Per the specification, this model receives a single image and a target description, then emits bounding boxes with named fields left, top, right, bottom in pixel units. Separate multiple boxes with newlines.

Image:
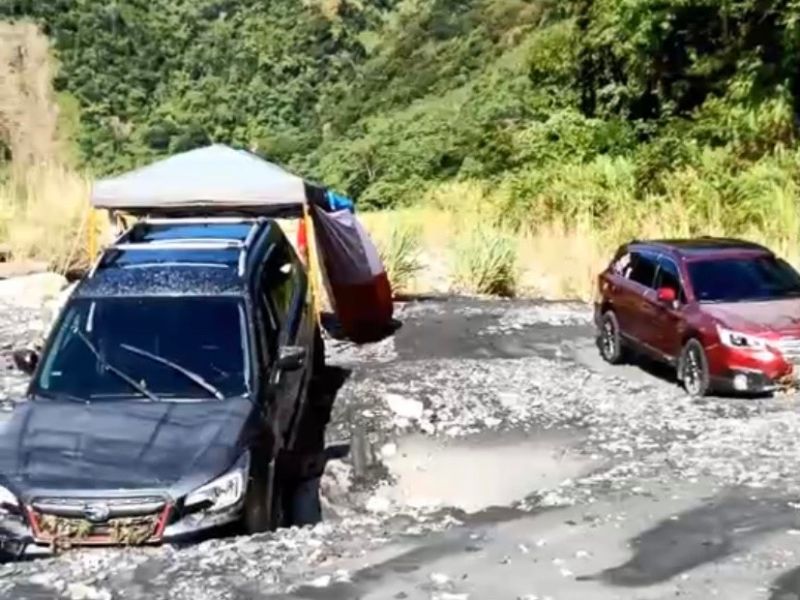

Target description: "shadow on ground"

left=584, top=490, right=799, bottom=587
left=274, top=504, right=537, bottom=600
left=769, top=564, right=800, bottom=600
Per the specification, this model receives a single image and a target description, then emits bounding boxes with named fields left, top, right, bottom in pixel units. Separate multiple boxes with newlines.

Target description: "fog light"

left=733, top=374, right=748, bottom=391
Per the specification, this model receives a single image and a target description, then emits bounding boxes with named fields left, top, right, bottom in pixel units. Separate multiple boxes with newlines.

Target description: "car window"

left=655, top=258, right=686, bottom=302
left=35, top=297, right=248, bottom=401
left=628, top=252, right=658, bottom=288
left=610, top=250, right=632, bottom=276
left=262, top=242, right=298, bottom=331
left=688, top=255, right=800, bottom=303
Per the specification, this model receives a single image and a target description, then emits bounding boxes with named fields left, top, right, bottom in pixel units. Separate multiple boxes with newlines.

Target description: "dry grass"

left=1, top=165, right=797, bottom=301
left=0, top=164, right=99, bottom=271
left=0, top=22, right=61, bottom=167
left=363, top=201, right=800, bottom=301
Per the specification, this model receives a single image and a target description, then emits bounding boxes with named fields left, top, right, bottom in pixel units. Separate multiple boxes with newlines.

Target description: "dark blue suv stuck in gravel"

left=0, top=217, right=326, bottom=551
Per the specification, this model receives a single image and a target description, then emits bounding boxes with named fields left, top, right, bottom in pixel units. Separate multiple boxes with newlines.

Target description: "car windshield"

left=688, top=255, right=800, bottom=303
left=34, top=296, right=249, bottom=401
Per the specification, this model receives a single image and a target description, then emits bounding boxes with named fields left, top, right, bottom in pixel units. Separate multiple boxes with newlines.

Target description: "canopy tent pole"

left=303, top=202, right=324, bottom=328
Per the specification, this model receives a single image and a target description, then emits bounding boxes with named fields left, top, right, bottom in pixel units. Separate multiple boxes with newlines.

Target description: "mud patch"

left=371, top=429, right=596, bottom=513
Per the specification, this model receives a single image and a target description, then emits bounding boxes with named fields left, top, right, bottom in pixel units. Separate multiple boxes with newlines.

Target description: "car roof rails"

left=90, top=217, right=267, bottom=278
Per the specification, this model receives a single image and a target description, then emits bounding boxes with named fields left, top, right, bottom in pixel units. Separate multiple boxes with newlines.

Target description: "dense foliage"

left=3, top=0, right=800, bottom=220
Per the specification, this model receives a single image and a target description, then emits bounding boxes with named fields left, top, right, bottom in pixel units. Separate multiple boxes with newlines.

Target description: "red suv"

left=595, top=238, right=800, bottom=396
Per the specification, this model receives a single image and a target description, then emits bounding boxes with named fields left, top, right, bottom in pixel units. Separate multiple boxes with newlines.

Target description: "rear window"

left=628, top=252, right=658, bottom=288
left=688, top=256, right=800, bottom=303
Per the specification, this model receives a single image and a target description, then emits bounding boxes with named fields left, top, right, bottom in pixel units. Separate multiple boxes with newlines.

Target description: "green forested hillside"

left=3, top=0, right=800, bottom=220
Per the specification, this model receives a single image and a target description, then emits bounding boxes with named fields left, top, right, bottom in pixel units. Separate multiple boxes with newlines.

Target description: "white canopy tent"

left=88, top=144, right=395, bottom=343
left=91, top=144, right=312, bottom=215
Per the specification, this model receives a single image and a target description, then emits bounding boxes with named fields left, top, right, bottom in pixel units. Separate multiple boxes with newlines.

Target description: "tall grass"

left=2, top=147, right=800, bottom=302
left=359, top=147, right=800, bottom=301
left=452, top=226, right=518, bottom=297
left=0, top=164, right=97, bottom=272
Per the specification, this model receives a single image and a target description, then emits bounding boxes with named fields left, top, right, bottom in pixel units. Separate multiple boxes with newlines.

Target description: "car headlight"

left=717, top=325, right=768, bottom=350
left=0, top=485, right=19, bottom=512
left=185, top=454, right=249, bottom=513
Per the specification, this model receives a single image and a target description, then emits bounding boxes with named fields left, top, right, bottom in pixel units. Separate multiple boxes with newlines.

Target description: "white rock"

left=66, top=583, right=111, bottom=600
left=333, top=569, right=351, bottom=582
left=384, top=393, right=424, bottom=420
left=308, top=575, right=331, bottom=588
left=430, top=572, right=450, bottom=586
left=365, top=495, right=391, bottom=513
left=380, top=442, right=397, bottom=458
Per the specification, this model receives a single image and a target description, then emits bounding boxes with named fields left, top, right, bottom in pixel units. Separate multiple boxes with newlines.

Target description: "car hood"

left=703, top=299, right=800, bottom=336
left=0, top=397, right=254, bottom=501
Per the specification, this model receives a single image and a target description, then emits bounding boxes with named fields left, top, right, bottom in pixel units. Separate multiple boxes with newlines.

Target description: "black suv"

left=0, top=217, right=324, bottom=549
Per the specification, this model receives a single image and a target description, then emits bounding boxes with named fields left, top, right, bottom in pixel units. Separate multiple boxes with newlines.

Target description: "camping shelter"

left=89, top=144, right=393, bottom=343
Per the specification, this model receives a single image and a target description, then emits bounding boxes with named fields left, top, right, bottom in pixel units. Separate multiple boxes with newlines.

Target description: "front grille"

left=32, top=496, right=166, bottom=518
left=27, top=496, right=171, bottom=547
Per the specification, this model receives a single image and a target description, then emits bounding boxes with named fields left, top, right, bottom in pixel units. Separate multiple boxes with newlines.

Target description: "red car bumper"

left=706, top=344, right=796, bottom=392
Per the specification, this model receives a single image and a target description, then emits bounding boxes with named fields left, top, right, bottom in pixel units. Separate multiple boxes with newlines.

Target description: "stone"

left=384, top=393, right=424, bottom=420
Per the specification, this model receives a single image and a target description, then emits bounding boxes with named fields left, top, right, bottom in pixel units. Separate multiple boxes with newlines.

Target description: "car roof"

left=628, top=237, right=772, bottom=258
left=74, top=218, right=285, bottom=299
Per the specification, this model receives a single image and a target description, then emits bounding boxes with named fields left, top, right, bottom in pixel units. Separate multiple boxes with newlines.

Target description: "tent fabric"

left=89, top=143, right=394, bottom=343
left=91, top=145, right=308, bottom=213
left=311, top=206, right=393, bottom=342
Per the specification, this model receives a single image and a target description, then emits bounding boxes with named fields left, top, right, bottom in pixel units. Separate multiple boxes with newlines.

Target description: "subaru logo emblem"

left=82, top=502, right=110, bottom=523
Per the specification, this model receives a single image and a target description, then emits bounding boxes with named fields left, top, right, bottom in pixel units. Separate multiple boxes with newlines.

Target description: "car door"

left=614, top=250, right=659, bottom=346
left=649, top=256, right=687, bottom=361
left=261, top=239, right=310, bottom=438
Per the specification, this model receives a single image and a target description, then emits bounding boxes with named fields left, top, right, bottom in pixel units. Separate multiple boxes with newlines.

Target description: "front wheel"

left=678, top=339, right=711, bottom=398
left=242, top=459, right=284, bottom=534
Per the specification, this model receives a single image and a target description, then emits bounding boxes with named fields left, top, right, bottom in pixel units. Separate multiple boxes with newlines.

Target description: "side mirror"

left=12, top=349, right=39, bottom=375
left=657, top=287, right=677, bottom=303
left=276, top=346, right=306, bottom=372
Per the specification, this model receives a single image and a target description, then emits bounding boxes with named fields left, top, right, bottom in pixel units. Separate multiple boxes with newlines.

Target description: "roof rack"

left=142, top=217, right=259, bottom=225
left=91, top=216, right=267, bottom=278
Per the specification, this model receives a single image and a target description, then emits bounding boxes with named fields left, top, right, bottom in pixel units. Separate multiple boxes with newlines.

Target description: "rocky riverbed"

left=2, top=281, right=800, bottom=599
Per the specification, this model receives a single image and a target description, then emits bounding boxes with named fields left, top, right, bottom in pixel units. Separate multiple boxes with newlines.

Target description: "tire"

left=242, top=459, right=284, bottom=534
left=678, top=339, right=711, bottom=398
left=598, top=311, right=626, bottom=365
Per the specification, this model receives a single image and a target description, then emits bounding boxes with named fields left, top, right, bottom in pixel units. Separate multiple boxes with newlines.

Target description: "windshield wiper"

left=119, top=344, right=225, bottom=401
left=74, top=330, right=160, bottom=402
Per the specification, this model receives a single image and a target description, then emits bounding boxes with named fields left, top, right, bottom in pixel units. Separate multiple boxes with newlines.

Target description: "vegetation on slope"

left=2, top=0, right=800, bottom=296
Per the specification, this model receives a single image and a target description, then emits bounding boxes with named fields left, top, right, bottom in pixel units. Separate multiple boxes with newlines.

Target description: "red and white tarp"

left=310, top=206, right=393, bottom=343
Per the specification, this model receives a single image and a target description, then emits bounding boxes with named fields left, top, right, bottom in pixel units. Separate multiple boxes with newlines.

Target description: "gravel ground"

left=2, top=293, right=800, bottom=599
